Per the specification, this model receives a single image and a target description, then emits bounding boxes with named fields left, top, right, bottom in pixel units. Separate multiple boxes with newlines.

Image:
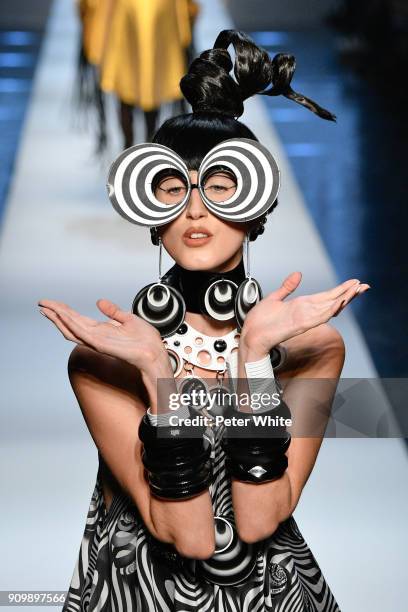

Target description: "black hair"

left=179, top=29, right=336, bottom=122
left=151, top=29, right=335, bottom=241
left=153, top=112, right=257, bottom=170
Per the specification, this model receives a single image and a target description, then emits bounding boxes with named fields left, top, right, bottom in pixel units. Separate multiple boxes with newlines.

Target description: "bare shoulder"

left=68, top=345, right=147, bottom=401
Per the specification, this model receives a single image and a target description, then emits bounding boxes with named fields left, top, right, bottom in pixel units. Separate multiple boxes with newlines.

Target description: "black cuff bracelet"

left=138, top=413, right=213, bottom=500
left=222, top=401, right=292, bottom=483
left=225, top=453, right=288, bottom=483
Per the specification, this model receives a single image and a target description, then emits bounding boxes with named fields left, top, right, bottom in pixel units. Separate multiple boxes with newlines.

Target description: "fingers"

left=96, top=299, right=133, bottom=324
left=38, top=299, right=70, bottom=312
left=310, top=278, right=360, bottom=304
left=39, top=300, right=124, bottom=354
left=38, top=299, right=98, bottom=326
left=39, top=298, right=123, bottom=329
left=326, top=278, right=360, bottom=300
left=332, top=283, right=370, bottom=317
left=55, top=310, right=97, bottom=347
left=269, top=271, right=302, bottom=301
left=39, top=307, right=83, bottom=344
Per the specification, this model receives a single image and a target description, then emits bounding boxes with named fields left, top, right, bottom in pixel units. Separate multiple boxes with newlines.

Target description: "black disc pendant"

left=201, top=279, right=238, bottom=321
left=196, top=516, right=259, bottom=586
left=132, top=282, right=185, bottom=338
left=177, top=377, right=210, bottom=413
left=235, top=278, right=263, bottom=330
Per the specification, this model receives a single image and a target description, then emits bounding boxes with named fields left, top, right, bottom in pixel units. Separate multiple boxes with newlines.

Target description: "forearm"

left=229, top=340, right=291, bottom=541
left=141, top=354, right=216, bottom=558
left=232, top=472, right=293, bottom=543
left=149, top=492, right=215, bottom=558
left=231, top=328, right=343, bottom=543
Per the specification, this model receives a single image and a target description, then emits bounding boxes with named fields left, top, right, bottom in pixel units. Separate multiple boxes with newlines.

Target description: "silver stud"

left=248, top=465, right=266, bottom=478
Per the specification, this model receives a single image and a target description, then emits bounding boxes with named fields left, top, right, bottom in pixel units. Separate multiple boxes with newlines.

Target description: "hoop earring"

left=132, top=237, right=186, bottom=337
left=234, top=233, right=263, bottom=330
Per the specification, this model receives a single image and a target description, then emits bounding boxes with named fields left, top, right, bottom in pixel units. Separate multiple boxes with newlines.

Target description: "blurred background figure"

left=76, top=0, right=200, bottom=151
left=75, top=0, right=110, bottom=152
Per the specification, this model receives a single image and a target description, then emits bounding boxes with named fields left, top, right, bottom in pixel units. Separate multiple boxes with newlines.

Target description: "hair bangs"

left=152, top=112, right=258, bottom=170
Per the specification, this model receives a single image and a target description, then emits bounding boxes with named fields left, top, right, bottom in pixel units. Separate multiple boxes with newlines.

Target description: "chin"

left=176, top=249, right=224, bottom=271
left=176, top=246, right=244, bottom=274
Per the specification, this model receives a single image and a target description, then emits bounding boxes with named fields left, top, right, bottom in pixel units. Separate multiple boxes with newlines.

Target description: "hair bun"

left=180, top=29, right=336, bottom=122
left=180, top=48, right=243, bottom=117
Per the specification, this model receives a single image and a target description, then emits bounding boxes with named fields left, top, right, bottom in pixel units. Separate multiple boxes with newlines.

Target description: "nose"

left=185, top=182, right=208, bottom=220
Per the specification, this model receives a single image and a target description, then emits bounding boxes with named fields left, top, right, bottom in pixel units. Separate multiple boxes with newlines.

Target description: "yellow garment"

left=96, top=0, right=194, bottom=110
left=77, top=0, right=113, bottom=66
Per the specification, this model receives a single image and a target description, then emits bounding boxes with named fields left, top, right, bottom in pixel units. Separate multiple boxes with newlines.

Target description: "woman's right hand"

left=38, top=298, right=168, bottom=373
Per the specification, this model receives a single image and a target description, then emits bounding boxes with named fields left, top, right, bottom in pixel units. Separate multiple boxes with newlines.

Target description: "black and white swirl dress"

left=62, top=423, right=340, bottom=611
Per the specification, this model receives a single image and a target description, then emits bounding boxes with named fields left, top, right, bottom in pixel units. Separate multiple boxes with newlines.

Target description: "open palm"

left=241, top=272, right=370, bottom=353
left=38, top=298, right=165, bottom=369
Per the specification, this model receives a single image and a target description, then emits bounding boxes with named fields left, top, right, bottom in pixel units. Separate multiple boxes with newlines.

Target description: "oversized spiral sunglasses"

left=106, top=138, right=280, bottom=226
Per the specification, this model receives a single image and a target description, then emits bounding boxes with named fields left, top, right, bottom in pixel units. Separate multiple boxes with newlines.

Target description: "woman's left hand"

left=240, top=271, right=370, bottom=357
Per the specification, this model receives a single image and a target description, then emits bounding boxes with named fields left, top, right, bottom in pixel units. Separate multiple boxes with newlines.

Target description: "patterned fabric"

left=62, top=425, right=340, bottom=611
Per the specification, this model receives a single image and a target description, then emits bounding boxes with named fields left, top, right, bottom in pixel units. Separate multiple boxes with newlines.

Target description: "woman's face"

left=157, top=169, right=247, bottom=273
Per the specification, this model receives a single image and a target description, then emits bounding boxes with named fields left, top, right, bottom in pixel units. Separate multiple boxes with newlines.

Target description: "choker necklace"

left=172, top=258, right=246, bottom=316
left=132, top=241, right=263, bottom=340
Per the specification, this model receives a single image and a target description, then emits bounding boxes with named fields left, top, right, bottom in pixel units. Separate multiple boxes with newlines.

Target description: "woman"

left=40, top=30, right=369, bottom=610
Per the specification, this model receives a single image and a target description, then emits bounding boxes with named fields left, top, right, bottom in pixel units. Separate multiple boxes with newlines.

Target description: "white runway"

left=0, top=0, right=406, bottom=610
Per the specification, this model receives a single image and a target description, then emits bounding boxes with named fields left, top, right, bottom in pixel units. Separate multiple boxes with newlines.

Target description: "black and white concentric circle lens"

left=198, top=138, right=280, bottom=222
left=132, top=282, right=186, bottom=338
left=107, top=143, right=190, bottom=226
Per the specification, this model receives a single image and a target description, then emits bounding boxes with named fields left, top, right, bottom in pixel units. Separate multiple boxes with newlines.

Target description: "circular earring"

left=235, top=278, right=262, bottom=329
left=132, top=282, right=185, bottom=338
left=132, top=237, right=185, bottom=337
left=234, top=234, right=263, bottom=330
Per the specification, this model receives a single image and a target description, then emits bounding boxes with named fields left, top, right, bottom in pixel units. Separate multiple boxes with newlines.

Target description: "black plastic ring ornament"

left=224, top=437, right=292, bottom=463
left=143, top=445, right=211, bottom=469
left=132, top=282, right=185, bottom=338
left=196, top=515, right=259, bottom=586
left=200, top=278, right=238, bottom=321
left=235, top=277, right=263, bottom=330
left=176, top=377, right=211, bottom=413
left=164, top=348, right=183, bottom=377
